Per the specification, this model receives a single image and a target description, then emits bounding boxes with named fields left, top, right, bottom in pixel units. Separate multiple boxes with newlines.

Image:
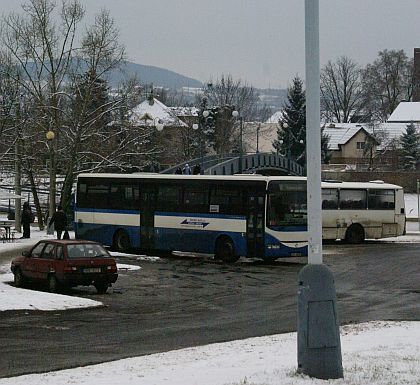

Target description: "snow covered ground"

left=0, top=320, right=418, bottom=385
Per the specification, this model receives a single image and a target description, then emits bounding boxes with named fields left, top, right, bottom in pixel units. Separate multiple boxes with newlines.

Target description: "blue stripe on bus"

left=264, top=233, right=308, bottom=258
left=76, top=207, right=139, bottom=214
left=267, top=225, right=307, bottom=232
left=154, top=212, right=246, bottom=220
left=76, top=223, right=140, bottom=248
left=75, top=222, right=246, bottom=254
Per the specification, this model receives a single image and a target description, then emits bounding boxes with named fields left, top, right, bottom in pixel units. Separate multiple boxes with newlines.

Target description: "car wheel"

left=14, top=268, right=26, bottom=288
left=113, top=230, right=131, bottom=252
left=95, top=283, right=108, bottom=294
left=215, top=237, right=239, bottom=263
left=345, top=224, right=365, bottom=244
left=48, top=275, right=59, bottom=293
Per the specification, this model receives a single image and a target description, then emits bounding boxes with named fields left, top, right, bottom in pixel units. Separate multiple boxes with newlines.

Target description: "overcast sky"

left=1, top=0, right=420, bottom=88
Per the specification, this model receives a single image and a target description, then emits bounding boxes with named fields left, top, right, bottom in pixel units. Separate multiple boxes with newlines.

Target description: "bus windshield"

left=267, top=181, right=307, bottom=229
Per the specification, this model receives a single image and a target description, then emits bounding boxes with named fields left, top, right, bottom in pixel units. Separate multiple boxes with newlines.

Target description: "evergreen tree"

left=399, top=123, right=420, bottom=170
left=273, top=76, right=306, bottom=166
left=273, top=76, right=330, bottom=168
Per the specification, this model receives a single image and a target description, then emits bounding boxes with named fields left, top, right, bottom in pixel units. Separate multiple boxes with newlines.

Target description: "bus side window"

left=77, top=182, right=88, bottom=208
left=210, top=186, right=243, bottom=215
left=157, top=184, right=182, bottom=212
left=321, top=188, right=338, bottom=209
left=85, top=180, right=110, bottom=209
left=368, top=189, right=395, bottom=210
left=339, top=189, right=367, bottom=210
left=183, top=186, right=208, bottom=213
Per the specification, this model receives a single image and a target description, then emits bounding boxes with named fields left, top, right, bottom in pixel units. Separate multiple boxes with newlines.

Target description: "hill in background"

left=109, top=61, right=203, bottom=89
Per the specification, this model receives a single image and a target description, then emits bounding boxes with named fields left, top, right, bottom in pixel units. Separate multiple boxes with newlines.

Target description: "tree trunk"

left=61, top=161, right=76, bottom=214
left=27, top=169, right=44, bottom=230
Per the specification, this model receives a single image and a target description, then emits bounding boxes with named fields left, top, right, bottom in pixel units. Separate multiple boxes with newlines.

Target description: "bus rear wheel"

left=113, top=230, right=131, bottom=252
left=215, top=237, right=239, bottom=263
left=345, top=224, right=365, bottom=244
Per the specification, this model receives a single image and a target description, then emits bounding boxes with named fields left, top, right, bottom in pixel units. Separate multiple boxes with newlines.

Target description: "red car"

left=11, top=240, right=118, bottom=294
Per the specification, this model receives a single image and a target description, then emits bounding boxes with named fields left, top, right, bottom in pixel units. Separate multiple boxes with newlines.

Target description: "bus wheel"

left=215, top=237, right=239, bottom=263
left=113, top=230, right=131, bottom=252
left=345, top=224, right=365, bottom=244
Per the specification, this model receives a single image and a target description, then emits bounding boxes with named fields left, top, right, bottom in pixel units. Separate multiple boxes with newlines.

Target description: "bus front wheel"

left=345, top=224, right=365, bottom=244
left=113, top=230, right=131, bottom=252
left=215, top=237, right=239, bottom=263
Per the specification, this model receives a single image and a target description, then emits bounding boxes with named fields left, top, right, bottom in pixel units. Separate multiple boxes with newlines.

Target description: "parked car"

left=11, top=240, right=118, bottom=294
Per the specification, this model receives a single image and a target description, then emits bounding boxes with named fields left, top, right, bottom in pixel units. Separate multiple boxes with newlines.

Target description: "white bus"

left=321, top=180, right=405, bottom=243
left=75, top=173, right=308, bottom=262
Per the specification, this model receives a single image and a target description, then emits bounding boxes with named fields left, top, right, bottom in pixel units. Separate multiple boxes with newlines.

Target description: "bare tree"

left=200, top=75, right=258, bottom=155
left=362, top=49, right=413, bottom=122
left=59, top=8, right=127, bottom=210
left=1, top=0, right=84, bottom=220
left=321, top=56, right=365, bottom=123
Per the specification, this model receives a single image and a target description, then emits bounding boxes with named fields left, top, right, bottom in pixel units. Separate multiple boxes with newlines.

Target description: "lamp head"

left=46, top=131, right=55, bottom=140
left=232, top=110, right=239, bottom=118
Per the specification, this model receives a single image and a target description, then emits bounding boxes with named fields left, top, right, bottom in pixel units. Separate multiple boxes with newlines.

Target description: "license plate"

left=83, top=268, right=101, bottom=273
left=290, top=252, right=302, bottom=257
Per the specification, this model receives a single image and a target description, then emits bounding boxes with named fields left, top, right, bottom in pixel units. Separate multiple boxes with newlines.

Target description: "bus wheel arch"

left=113, top=229, right=131, bottom=252
left=214, top=235, right=239, bottom=263
left=345, top=224, right=365, bottom=244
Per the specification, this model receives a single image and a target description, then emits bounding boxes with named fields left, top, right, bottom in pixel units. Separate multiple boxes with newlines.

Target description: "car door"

left=22, top=242, right=46, bottom=280
left=37, top=243, right=56, bottom=281
left=54, top=245, right=66, bottom=281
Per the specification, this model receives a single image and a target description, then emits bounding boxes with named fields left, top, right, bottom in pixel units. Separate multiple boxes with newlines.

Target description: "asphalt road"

left=0, top=241, right=419, bottom=378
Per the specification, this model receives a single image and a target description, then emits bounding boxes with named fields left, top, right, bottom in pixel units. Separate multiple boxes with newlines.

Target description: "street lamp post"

left=256, top=124, right=260, bottom=154
left=153, top=119, right=164, bottom=172
left=297, top=0, right=343, bottom=379
left=232, top=110, right=243, bottom=173
left=280, top=122, right=304, bottom=175
left=193, top=109, right=208, bottom=175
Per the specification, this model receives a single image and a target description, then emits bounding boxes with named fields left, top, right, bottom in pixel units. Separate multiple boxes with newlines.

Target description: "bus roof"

left=322, top=180, right=402, bottom=190
left=77, top=173, right=402, bottom=190
left=77, top=173, right=307, bottom=183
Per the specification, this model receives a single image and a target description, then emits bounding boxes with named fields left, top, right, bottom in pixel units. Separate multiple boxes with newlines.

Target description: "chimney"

left=413, top=48, right=420, bottom=102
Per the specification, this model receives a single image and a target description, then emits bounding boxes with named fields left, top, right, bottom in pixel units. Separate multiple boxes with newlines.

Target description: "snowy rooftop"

left=388, top=101, right=420, bottom=122
left=323, top=122, right=413, bottom=150
left=129, top=98, right=187, bottom=127
left=323, top=124, right=368, bottom=150
left=265, top=110, right=283, bottom=123
left=169, top=106, right=199, bottom=117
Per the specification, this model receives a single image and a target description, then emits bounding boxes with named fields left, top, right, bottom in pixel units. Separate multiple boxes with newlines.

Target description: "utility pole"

left=297, top=0, right=343, bottom=379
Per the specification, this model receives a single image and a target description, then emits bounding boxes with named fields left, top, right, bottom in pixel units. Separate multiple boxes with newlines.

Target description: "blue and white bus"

left=74, top=173, right=308, bottom=262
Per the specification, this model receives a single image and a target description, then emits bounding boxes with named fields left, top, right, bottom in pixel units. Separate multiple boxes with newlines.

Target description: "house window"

left=356, top=141, right=365, bottom=150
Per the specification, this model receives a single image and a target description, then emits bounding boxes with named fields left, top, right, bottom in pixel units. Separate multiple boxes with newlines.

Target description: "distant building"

left=129, top=97, right=190, bottom=168
left=323, top=123, right=378, bottom=165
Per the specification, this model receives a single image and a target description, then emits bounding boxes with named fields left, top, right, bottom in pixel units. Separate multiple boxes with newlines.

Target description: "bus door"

left=140, top=186, right=156, bottom=250
left=246, top=192, right=265, bottom=258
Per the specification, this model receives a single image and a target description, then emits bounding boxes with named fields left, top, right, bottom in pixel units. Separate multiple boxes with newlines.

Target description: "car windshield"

left=67, top=244, right=110, bottom=259
left=267, top=181, right=307, bottom=229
